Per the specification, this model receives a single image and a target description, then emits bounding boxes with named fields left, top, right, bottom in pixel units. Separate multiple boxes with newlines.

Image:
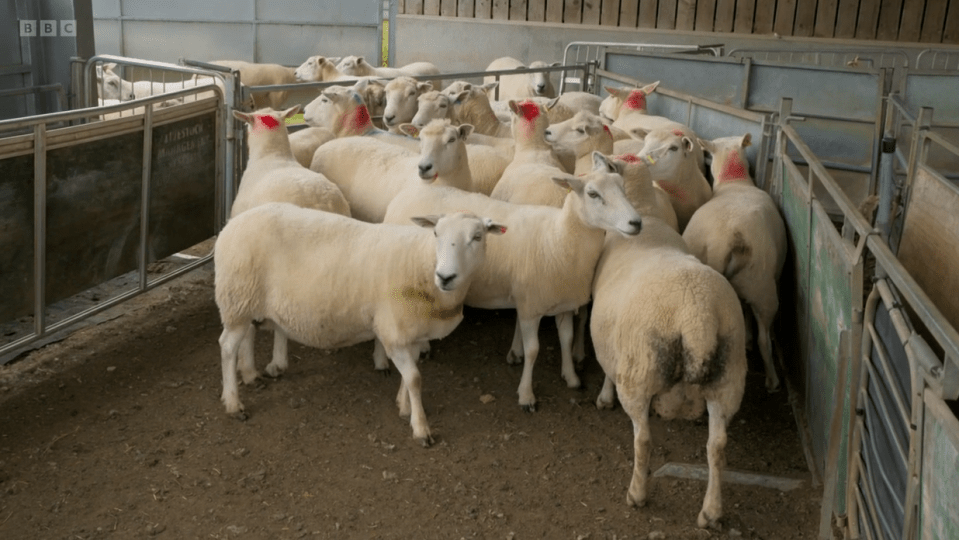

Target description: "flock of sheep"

left=98, top=54, right=788, bottom=530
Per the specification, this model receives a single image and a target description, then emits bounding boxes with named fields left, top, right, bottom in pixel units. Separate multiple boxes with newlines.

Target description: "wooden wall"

left=398, top=0, right=959, bottom=44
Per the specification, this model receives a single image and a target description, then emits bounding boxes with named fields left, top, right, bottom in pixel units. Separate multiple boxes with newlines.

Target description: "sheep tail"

left=722, top=231, right=751, bottom=280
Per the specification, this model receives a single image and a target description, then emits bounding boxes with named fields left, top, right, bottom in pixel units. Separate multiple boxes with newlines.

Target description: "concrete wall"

left=393, top=15, right=951, bottom=74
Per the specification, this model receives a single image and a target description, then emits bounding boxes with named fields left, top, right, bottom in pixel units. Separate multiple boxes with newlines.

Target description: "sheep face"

left=544, top=110, right=611, bottom=156
left=95, top=64, right=135, bottom=101
left=508, top=100, right=549, bottom=141
left=602, top=81, right=660, bottom=119
left=526, top=61, right=559, bottom=97
left=294, top=56, right=328, bottom=82
left=336, top=55, right=371, bottom=77
left=303, top=85, right=368, bottom=132
left=415, top=120, right=473, bottom=180
left=412, top=213, right=506, bottom=292
left=554, top=152, right=643, bottom=237
left=383, top=77, right=432, bottom=129
left=701, top=134, right=753, bottom=185
left=411, top=91, right=451, bottom=129
left=634, top=128, right=696, bottom=183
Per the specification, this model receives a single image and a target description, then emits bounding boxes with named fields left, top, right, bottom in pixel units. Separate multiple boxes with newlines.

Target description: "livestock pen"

left=2, top=1, right=959, bottom=538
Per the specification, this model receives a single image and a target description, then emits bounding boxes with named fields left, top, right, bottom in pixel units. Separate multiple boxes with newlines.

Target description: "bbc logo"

left=20, top=20, right=76, bottom=37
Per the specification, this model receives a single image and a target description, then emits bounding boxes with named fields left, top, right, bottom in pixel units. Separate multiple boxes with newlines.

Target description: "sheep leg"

left=372, top=338, right=392, bottom=375
left=237, top=324, right=259, bottom=385
left=389, top=345, right=434, bottom=447
left=506, top=318, right=524, bottom=365
left=220, top=323, right=253, bottom=415
left=265, top=328, right=289, bottom=378
left=596, top=375, right=616, bottom=409
left=554, top=311, right=581, bottom=388
left=619, top=392, right=652, bottom=508
left=572, top=306, right=589, bottom=365
left=396, top=377, right=410, bottom=418
left=751, top=297, right=780, bottom=393
left=516, top=314, right=543, bottom=412
left=698, top=399, right=729, bottom=529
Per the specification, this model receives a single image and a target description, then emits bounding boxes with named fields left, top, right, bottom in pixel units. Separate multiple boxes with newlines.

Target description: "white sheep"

left=399, top=120, right=506, bottom=196
left=633, top=127, right=713, bottom=232
left=288, top=126, right=336, bottom=168
left=412, top=90, right=515, bottom=164
left=589, top=156, right=746, bottom=528
left=336, top=55, right=443, bottom=89
left=382, top=76, right=433, bottom=132
left=293, top=55, right=358, bottom=83
left=94, top=63, right=135, bottom=101
left=384, top=152, right=643, bottom=410
left=681, top=133, right=787, bottom=392
left=613, top=154, right=679, bottom=232
left=543, top=110, right=616, bottom=175
left=215, top=205, right=504, bottom=446
left=483, top=57, right=560, bottom=99
left=445, top=83, right=512, bottom=139
left=230, top=106, right=350, bottom=219
left=212, top=60, right=297, bottom=109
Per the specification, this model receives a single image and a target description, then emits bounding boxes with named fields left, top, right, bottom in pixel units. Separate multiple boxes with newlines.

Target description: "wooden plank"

left=601, top=0, right=622, bottom=25
left=774, top=0, right=798, bottom=36
left=734, top=0, right=757, bottom=33
left=511, top=0, right=530, bottom=20
left=424, top=0, right=440, bottom=16
left=441, top=0, right=457, bottom=17
left=793, top=0, right=818, bottom=36
left=715, top=0, right=736, bottom=33
left=945, top=1, right=959, bottom=43
left=876, top=0, right=905, bottom=41
left=695, top=0, right=717, bottom=31
left=919, top=0, right=949, bottom=42
left=546, top=0, right=565, bottom=22
left=458, top=0, right=476, bottom=17
left=856, top=0, right=881, bottom=38
left=657, top=0, right=678, bottom=29
left=619, top=0, right=639, bottom=26
left=406, top=0, right=424, bottom=16
left=565, top=0, right=584, bottom=23
left=492, top=0, right=509, bottom=20
left=638, top=0, right=658, bottom=28
left=753, top=0, right=776, bottom=34
left=528, top=0, right=546, bottom=21
left=583, top=0, right=603, bottom=25
left=898, top=0, right=925, bottom=41
left=834, top=0, right=860, bottom=38
left=676, top=0, right=696, bottom=30
left=813, top=0, right=840, bottom=37
left=397, top=0, right=406, bottom=14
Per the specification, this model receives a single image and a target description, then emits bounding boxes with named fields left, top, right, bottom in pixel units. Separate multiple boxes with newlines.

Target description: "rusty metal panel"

left=898, top=168, right=959, bottom=332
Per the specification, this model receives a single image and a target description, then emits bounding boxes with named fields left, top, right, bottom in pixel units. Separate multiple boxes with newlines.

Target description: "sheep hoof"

left=232, top=410, right=249, bottom=422
left=416, top=434, right=435, bottom=448
left=564, top=374, right=582, bottom=389
left=377, top=367, right=392, bottom=377
left=626, top=492, right=647, bottom=508
left=766, top=378, right=781, bottom=394
left=506, top=351, right=523, bottom=365
left=596, top=398, right=615, bottom=410
left=264, top=365, right=284, bottom=378
left=697, top=509, right=722, bottom=530
left=240, top=371, right=260, bottom=385
left=521, top=403, right=537, bottom=413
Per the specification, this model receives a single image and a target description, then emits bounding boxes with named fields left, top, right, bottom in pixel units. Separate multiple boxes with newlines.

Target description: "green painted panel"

left=920, top=400, right=959, bottom=540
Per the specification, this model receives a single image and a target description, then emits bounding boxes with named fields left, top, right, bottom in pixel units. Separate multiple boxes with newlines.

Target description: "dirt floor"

left=0, top=254, right=822, bottom=539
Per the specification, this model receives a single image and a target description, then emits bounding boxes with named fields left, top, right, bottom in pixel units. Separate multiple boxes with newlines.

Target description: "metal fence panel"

left=920, top=391, right=959, bottom=540
left=603, top=53, right=746, bottom=108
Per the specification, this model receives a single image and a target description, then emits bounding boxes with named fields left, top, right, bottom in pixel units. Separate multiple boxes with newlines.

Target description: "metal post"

left=875, top=133, right=897, bottom=242
left=32, top=123, right=47, bottom=338
left=139, top=104, right=154, bottom=290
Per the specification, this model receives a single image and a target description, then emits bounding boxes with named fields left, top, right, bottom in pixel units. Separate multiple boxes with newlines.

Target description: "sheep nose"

left=536, top=84, right=546, bottom=94
left=628, top=219, right=643, bottom=235
left=437, top=273, right=457, bottom=288
left=384, top=114, right=395, bottom=124
left=418, top=163, right=434, bottom=176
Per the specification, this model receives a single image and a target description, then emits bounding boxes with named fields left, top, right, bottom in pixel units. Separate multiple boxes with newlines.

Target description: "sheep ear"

left=591, top=151, right=618, bottom=173
left=104, top=62, right=118, bottom=72
left=232, top=110, right=255, bottom=124
left=281, top=105, right=301, bottom=119
left=418, top=81, right=433, bottom=93
left=682, top=136, right=695, bottom=153
left=507, top=100, right=520, bottom=115
left=484, top=218, right=507, bottom=235
left=457, top=124, right=474, bottom=139
left=480, top=82, right=498, bottom=94
left=411, top=215, right=442, bottom=229
left=640, top=81, right=661, bottom=94
left=629, top=127, right=649, bottom=140
left=453, top=90, right=470, bottom=104
left=742, top=133, right=752, bottom=147
left=545, top=97, right=560, bottom=111
left=398, top=123, right=420, bottom=138
left=552, top=174, right=585, bottom=194
left=604, top=86, right=627, bottom=99
left=353, top=77, right=369, bottom=93
left=357, top=56, right=366, bottom=65
left=698, top=137, right=717, bottom=155
left=550, top=62, right=561, bottom=67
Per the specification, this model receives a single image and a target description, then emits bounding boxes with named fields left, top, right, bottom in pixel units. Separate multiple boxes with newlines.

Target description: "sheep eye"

left=439, top=103, right=447, bottom=108
left=576, top=128, right=585, bottom=134
left=669, top=145, right=678, bottom=151
left=447, top=138, right=455, bottom=144
left=588, top=191, right=601, bottom=200
left=472, top=234, right=482, bottom=242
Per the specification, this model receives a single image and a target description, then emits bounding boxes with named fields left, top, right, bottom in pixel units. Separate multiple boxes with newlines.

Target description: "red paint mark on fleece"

left=671, top=129, right=684, bottom=137
left=499, top=226, right=507, bottom=234
left=614, top=153, right=641, bottom=163
left=603, top=125, right=612, bottom=138
left=340, top=105, right=372, bottom=133
left=516, top=101, right=540, bottom=122
left=718, top=153, right=750, bottom=183
left=624, top=90, right=647, bottom=111
left=656, top=181, right=687, bottom=202
left=256, top=115, right=281, bottom=130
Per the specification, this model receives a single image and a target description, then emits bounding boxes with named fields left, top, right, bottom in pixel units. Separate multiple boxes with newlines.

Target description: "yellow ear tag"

left=644, top=155, right=657, bottom=165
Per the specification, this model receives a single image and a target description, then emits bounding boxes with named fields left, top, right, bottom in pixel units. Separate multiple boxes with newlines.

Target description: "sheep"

left=231, top=106, right=350, bottom=219
left=681, top=134, right=787, bottom=393
left=293, top=55, right=358, bottom=83
left=215, top=204, right=505, bottom=446
left=600, top=81, right=669, bottom=125
left=614, top=154, right=680, bottom=232
left=523, top=92, right=604, bottom=124
left=589, top=155, right=747, bottom=528
left=633, top=127, right=713, bottom=232
left=412, top=91, right=515, bottom=161
left=399, top=120, right=506, bottom=196
left=336, top=55, right=443, bottom=89
left=288, top=126, right=336, bottom=168
left=211, top=60, right=297, bottom=109
left=543, top=110, right=616, bottom=175
left=384, top=152, right=644, bottom=410
left=94, top=63, right=135, bottom=101
left=445, top=83, right=512, bottom=139
left=95, top=64, right=218, bottom=108
left=382, top=76, right=433, bottom=132
left=483, top=57, right=560, bottom=99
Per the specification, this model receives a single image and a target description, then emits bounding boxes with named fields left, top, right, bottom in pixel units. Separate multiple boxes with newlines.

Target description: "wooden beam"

left=944, top=1, right=959, bottom=43
left=407, top=0, right=424, bottom=16
left=898, top=0, right=925, bottom=42
left=774, top=0, right=798, bottom=36
left=475, top=0, right=492, bottom=18
left=814, top=0, right=840, bottom=38
left=793, top=0, right=817, bottom=36
left=511, top=0, right=530, bottom=20
left=919, top=0, right=949, bottom=42
left=638, top=0, right=658, bottom=28
left=876, top=0, right=905, bottom=41
left=492, top=0, right=509, bottom=20
left=715, top=0, right=736, bottom=33
left=601, top=0, right=622, bottom=25
left=546, top=0, right=565, bottom=22
left=398, top=0, right=406, bottom=14
left=441, top=0, right=457, bottom=17
left=658, top=0, right=678, bottom=29
left=529, top=0, right=546, bottom=21
left=856, top=0, right=881, bottom=38
left=834, top=0, right=860, bottom=38
left=584, top=0, right=603, bottom=25
left=695, top=0, right=717, bottom=31
left=734, top=0, right=758, bottom=33
left=753, top=0, right=776, bottom=34
left=424, top=0, right=440, bottom=16
left=620, top=0, right=640, bottom=26
left=675, top=0, right=696, bottom=30
left=566, top=0, right=585, bottom=23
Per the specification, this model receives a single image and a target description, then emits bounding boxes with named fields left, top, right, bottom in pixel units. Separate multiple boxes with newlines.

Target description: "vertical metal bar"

left=388, top=0, right=397, bottom=68
left=847, top=284, right=880, bottom=540
left=867, top=69, right=889, bottom=197
left=875, top=134, right=897, bottom=241
left=32, top=123, right=47, bottom=337
left=139, top=105, right=153, bottom=290
left=740, top=58, right=752, bottom=110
